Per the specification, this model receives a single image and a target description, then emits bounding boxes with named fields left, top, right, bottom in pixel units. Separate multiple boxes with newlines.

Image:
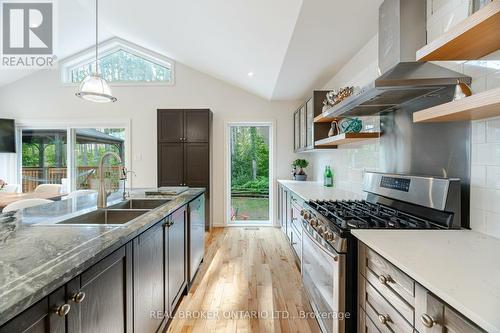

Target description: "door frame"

left=224, top=121, right=275, bottom=226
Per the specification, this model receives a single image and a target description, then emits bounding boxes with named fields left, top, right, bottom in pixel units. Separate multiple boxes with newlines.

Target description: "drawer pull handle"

left=70, top=291, right=86, bottom=303
left=54, top=304, right=71, bottom=317
left=378, top=314, right=390, bottom=325
left=421, top=313, right=436, bottom=328
left=378, top=274, right=390, bottom=285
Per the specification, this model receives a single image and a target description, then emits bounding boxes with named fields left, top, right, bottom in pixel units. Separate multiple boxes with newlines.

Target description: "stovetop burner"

left=308, top=200, right=444, bottom=231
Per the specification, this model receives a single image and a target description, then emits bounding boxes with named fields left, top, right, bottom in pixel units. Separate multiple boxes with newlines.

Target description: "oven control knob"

left=300, top=209, right=305, bottom=216
left=325, top=232, right=335, bottom=241
left=317, top=226, right=325, bottom=235
left=303, top=212, right=310, bottom=220
left=309, top=219, right=318, bottom=227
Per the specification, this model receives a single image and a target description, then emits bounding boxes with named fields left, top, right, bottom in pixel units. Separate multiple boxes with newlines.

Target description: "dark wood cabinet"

left=184, top=110, right=210, bottom=142
left=158, top=109, right=184, bottom=143
left=184, top=143, right=209, bottom=188
left=66, top=244, right=133, bottom=333
left=165, top=206, right=187, bottom=314
left=158, top=109, right=211, bottom=229
left=0, top=287, right=66, bottom=333
left=158, top=143, right=184, bottom=186
left=133, top=222, right=165, bottom=333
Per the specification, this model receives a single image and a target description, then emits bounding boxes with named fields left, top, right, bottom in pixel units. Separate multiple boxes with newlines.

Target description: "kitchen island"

left=0, top=188, right=205, bottom=332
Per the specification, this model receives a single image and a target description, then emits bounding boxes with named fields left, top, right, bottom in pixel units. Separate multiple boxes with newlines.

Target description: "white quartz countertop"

left=277, top=179, right=362, bottom=201
left=352, top=229, right=500, bottom=333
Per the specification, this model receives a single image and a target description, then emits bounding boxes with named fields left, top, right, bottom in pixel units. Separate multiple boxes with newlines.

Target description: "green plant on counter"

left=292, top=159, right=309, bottom=175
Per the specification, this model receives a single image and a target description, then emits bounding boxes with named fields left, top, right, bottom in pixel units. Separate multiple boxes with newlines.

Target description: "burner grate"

left=309, top=199, right=441, bottom=230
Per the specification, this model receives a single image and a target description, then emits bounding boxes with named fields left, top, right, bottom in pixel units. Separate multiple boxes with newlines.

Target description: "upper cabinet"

left=158, top=109, right=211, bottom=143
left=158, top=109, right=184, bottom=143
left=293, top=91, right=330, bottom=152
left=185, top=110, right=210, bottom=143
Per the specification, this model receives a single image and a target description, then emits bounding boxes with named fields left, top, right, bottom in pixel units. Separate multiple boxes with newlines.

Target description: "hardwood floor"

left=167, top=227, right=320, bottom=333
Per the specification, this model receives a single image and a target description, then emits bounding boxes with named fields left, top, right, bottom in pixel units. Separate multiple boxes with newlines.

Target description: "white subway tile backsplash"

left=486, top=70, right=500, bottom=90
left=484, top=189, right=500, bottom=214
left=486, top=117, right=500, bottom=143
left=470, top=208, right=487, bottom=233
left=471, top=76, right=487, bottom=93
left=472, top=143, right=497, bottom=165
left=443, top=3, right=470, bottom=32
left=470, top=186, right=485, bottom=210
left=485, top=211, right=500, bottom=239
left=472, top=121, right=486, bottom=144
left=486, top=166, right=500, bottom=189
left=463, top=61, right=488, bottom=79
left=425, top=0, right=500, bottom=238
left=471, top=165, right=486, bottom=187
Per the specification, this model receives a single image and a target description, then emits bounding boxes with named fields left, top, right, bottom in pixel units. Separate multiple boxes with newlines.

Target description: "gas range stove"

left=299, top=172, right=462, bottom=333
left=300, top=172, right=462, bottom=253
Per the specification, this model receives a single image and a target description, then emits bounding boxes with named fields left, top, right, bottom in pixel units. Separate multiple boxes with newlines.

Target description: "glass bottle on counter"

left=324, top=166, right=333, bottom=187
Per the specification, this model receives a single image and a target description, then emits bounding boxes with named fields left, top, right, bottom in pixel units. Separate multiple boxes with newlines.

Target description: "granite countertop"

left=0, top=188, right=205, bottom=326
left=352, top=229, right=500, bottom=333
left=277, top=179, right=363, bottom=201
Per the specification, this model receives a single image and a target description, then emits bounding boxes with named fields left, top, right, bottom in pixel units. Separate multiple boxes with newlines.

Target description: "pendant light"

left=76, top=0, right=117, bottom=103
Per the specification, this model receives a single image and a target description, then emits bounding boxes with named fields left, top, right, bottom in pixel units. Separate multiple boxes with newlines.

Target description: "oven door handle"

left=301, top=219, right=339, bottom=260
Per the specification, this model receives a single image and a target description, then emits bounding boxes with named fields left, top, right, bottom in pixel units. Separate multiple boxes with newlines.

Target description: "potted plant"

left=292, top=159, right=309, bottom=181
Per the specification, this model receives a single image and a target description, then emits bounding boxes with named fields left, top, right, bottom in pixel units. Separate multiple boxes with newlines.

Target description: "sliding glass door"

left=19, top=125, right=127, bottom=194
left=227, top=123, right=272, bottom=224
left=21, top=129, right=67, bottom=193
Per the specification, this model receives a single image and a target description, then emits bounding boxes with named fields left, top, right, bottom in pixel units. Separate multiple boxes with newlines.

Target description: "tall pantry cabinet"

left=157, top=109, right=212, bottom=229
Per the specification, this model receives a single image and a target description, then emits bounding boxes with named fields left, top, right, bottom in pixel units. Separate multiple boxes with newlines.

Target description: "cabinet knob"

left=54, top=304, right=71, bottom=317
left=378, top=314, right=390, bottom=325
left=71, top=291, right=86, bottom=303
left=421, top=313, right=436, bottom=328
left=378, top=274, right=390, bottom=285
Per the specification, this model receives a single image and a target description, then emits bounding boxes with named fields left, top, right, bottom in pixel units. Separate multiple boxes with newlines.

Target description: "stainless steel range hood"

left=322, top=0, right=472, bottom=119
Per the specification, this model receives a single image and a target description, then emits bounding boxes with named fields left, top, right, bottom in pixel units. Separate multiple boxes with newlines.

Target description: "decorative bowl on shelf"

left=339, top=118, right=362, bottom=133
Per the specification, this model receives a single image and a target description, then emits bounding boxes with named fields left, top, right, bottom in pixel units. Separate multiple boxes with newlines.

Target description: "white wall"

left=0, top=62, right=298, bottom=226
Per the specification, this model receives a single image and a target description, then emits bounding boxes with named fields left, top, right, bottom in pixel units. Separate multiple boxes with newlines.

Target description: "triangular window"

left=61, top=38, right=174, bottom=85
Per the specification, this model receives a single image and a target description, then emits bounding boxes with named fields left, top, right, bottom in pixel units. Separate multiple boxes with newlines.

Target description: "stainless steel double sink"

left=53, top=199, right=170, bottom=226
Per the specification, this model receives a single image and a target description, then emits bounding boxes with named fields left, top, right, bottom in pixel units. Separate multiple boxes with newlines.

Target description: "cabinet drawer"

left=365, top=264, right=414, bottom=323
left=359, top=243, right=415, bottom=306
left=415, top=284, right=485, bottom=333
left=364, top=279, right=414, bottom=333
left=359, top=306, right=383, bottom=333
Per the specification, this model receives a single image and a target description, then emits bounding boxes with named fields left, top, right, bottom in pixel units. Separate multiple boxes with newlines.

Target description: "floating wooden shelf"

left=416, top=1, right=500, bottom=61
left=315, top=132, right=380, bottom=147
left=413, top=87, right=500, bottom=122
left=314, top=114, right=337, bottom=123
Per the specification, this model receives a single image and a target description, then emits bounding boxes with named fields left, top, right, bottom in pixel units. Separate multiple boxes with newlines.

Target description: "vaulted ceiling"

left=0, top=0, right=382, bottom=100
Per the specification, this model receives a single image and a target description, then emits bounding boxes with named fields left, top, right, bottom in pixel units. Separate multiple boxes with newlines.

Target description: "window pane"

left=230, top=126, right=270, bottom=222
left=21, top=129, right=67, bottom=193
left=73, top=128, right=125, bottom=191
left=71, top=50, right=171, bottom=83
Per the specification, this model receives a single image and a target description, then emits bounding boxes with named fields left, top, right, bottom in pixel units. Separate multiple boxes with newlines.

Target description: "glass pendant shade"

left=75, top=0, right=117, bottom=103
left=76, top=74, right=117, bottom=103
